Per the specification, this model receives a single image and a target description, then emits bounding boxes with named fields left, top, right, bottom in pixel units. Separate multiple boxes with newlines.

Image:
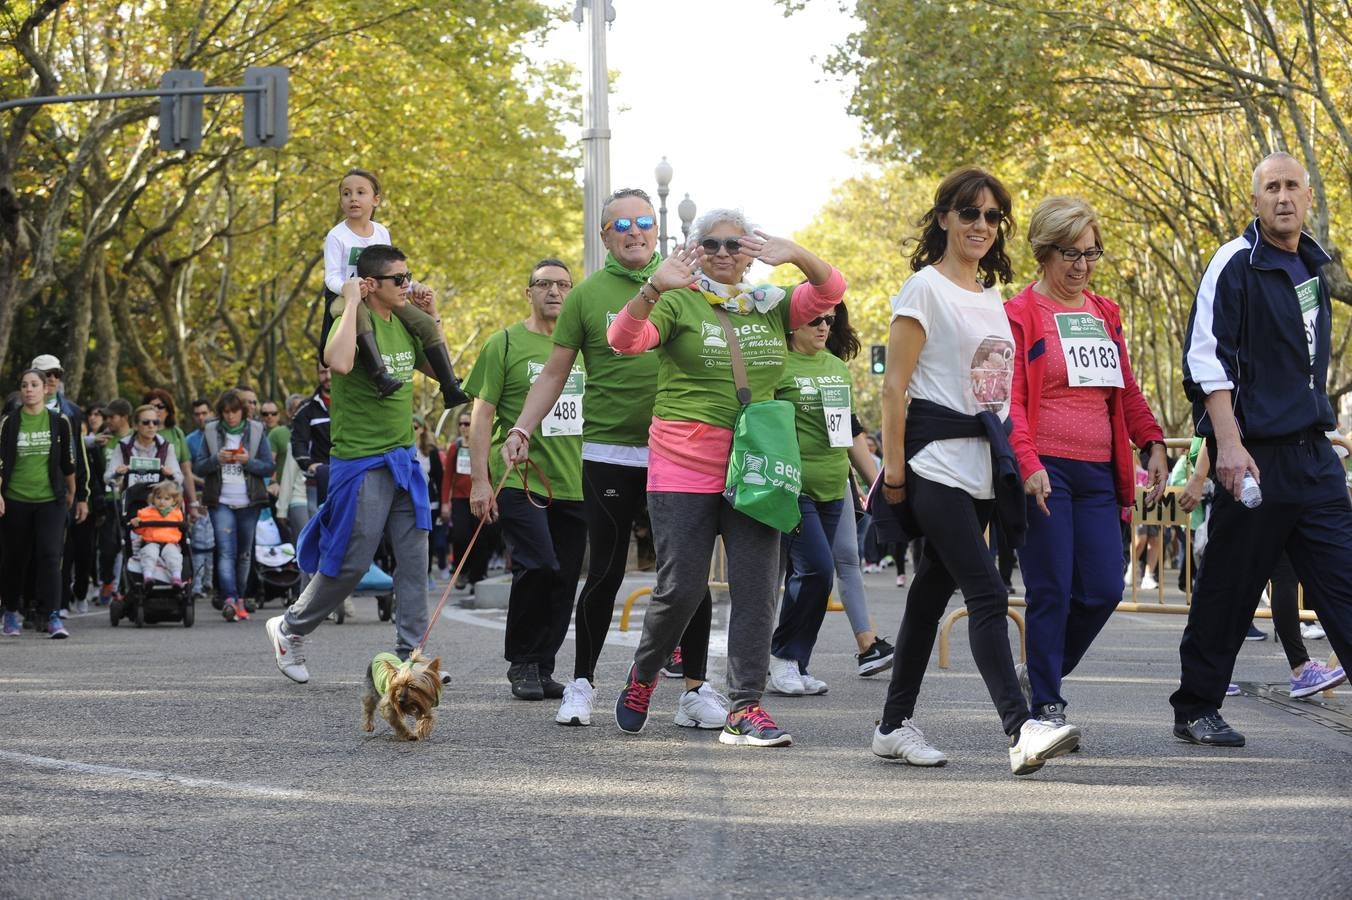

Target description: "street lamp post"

left=654, top=156, right=673, bottom=256
left=678, top=193, right=697, bottom=247
left=574, top=0, right=615, bottom=275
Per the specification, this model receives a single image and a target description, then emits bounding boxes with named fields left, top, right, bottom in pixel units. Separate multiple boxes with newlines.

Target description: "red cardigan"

left=1005, top=284, right=1164, bottom=508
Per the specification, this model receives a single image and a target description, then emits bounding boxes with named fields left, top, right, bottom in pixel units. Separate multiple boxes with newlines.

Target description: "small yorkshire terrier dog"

left=362, top=649, right=443, bottom=741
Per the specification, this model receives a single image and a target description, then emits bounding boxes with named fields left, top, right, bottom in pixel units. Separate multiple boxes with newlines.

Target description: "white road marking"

left=0, top=749, right=306, bottom=799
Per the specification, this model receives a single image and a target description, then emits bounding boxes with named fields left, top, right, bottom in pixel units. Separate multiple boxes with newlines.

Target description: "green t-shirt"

left=464, top=322, right=584, bottom=501
left=648, top=289, right=793, bottom=429
left=161, top=424, right=189, bottom=463
left=776, top=351, right=852, bottom=502
left=7, top=410, right=55, bottom=503
left=328, top=308, right=425, bottom=460
left=268, top=425, right=291, bottom=472
left=552, top=267, right=658, bottom=447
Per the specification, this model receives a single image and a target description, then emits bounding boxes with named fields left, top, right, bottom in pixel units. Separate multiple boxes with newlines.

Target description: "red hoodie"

left=1004, top=284, right=1164, bottom=508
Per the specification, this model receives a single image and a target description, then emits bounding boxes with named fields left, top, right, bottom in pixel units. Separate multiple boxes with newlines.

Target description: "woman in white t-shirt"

left=870, top=167, right=1079, bottom=776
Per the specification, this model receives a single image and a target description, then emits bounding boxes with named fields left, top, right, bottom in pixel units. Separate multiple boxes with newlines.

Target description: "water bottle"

left=1239, top=472, right=1262, bottom=509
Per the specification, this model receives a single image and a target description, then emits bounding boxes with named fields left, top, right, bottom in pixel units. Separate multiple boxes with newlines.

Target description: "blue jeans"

left=772, top=496, right=843, bottom=671
left=1017, top=457, right=1122, bottom=709
left=210, top=504, right=260, bottom=599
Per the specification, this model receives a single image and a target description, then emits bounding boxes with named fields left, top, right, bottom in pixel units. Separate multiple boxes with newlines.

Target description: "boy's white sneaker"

left=1009, top=717, right=1080, bottom=775
left=767, top=656, right=807, bottom=696
left=265, top=616, right=309, bottom=684
left=674, top=682, right=730, bottom=729
left=872, top=719, right=948, bottom=766
left=555, top=677, right=595, bottom=726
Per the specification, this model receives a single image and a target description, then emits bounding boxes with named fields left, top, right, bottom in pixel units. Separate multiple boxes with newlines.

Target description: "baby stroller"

left=109, top=479, right=194, bottom=628
left=253, top=510, right=301, bottom=608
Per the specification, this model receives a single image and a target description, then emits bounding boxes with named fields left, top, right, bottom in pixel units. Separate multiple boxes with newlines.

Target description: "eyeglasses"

left=530, top=278, right=573, bottom=292
left=954, top=206, right=1005, bottom=226
left=370, top=272, right=413, bottom=286
left=43, top=369, right=63, bottom=379
left=603, top=216, right=655, bottom=233
left=700, top=238, right=742, bottom=256
left=138, top=419, right=161, bottom=427
left=1054, top=246, right=1105, bottom=262
left=805, top=315, right=836, bottom=327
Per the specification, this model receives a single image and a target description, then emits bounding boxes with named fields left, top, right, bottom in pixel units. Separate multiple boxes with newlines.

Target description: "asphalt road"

left=2, top=571, right=1350, bottom=899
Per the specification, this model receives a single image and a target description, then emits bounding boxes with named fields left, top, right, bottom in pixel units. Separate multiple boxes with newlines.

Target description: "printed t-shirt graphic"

left=777, top=351, right=852, bottom=502
left=9, top=410, right=56, bottom=502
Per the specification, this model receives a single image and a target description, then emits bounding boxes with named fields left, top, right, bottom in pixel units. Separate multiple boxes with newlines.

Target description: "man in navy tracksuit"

left=1172, top=151, right=1352, bottom=746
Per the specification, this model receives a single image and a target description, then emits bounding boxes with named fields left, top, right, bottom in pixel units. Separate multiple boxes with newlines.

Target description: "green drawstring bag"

left=714, top=307, right=802, bottom=533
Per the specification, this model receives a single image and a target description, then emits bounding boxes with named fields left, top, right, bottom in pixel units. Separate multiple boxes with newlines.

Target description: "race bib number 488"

left=540, top=367, right=586, bottom=437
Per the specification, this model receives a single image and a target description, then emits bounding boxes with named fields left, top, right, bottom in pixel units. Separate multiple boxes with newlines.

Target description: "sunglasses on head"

left=139, top=418, right=161, bottom=426
left=805, top=315, right=836, bottom=327
left=370, top=272, right=413, bottom=286
left=604, top=216, right=655, bottom=233
left=953, top=206, right=1005, bottom=226
left=700, top=238, right=742, bottom=256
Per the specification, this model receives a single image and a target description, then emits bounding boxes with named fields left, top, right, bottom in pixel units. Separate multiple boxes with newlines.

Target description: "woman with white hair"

left=605, top=208, right=845, bottom=746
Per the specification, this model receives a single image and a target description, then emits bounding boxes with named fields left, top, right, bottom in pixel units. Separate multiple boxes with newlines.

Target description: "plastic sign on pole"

left=158, top=70, right=204, bottom=152
left=243, top=66, right=289, bottom=148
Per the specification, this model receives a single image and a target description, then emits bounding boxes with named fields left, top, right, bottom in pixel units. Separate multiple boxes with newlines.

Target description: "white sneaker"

left=342, top=597, right=356, bottom=619
left=674, top=682, right=730, bottom=729
left=797, top=664, right=828, bottom=695
left=265, top=616, right=309, bottom=684
left=1009, top=717, right=1080, bottom=775
left=1140, top=572, right=1158, bottom=590
left=1123, top=569, right=1132, bottom=587
left=873, top=719, right=948, bottom=766
left=74, top=598, right=89, bottom=615
left=1301, top=622, right=1327, bottom=641
left=555, top=677, right=595, bottom=726
left=767, top=656, right=807, bottom=695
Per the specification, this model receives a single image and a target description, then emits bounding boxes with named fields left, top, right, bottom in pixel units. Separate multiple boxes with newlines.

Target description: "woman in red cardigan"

left=1006, top=197, right=1168, bottom=738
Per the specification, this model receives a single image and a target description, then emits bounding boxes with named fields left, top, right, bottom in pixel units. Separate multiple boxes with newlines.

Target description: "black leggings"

left=2, top=498, right=67, bottom=616
left=1270, top=551, right=1308, bottom=670
left=573, top=460, right=711, bottom=683
left=881, top=473, right=1028, bottom=736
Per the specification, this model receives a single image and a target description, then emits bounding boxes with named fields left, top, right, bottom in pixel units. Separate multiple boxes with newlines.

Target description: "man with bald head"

left=1173, top=151, right=1352, bottom=746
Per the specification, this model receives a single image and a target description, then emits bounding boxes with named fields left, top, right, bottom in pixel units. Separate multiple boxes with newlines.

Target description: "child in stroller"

left=110, top=479, right=194, bottom=628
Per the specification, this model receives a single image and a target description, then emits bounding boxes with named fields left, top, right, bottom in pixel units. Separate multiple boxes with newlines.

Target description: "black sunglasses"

left=370, top=272, right=413, bottom=286
left=458, top=421, right=471, bottom=427
left=261, top=410, right=279, bottom=417
left=954, top=206, right=1005, bottom=226
left=805, top=315, right=836, bottom=327
left=700, top=238, right=742, bottom=255
left=43, top=369, right=63, bottom=379
left=138, top=419, right=161, bottom=426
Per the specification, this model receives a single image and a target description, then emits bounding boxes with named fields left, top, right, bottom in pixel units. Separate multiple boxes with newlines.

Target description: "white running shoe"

left=872, top=719, right=948, bottom=766
left=767, top=656, right=807, bottom=695
left=797, top=664, right=828, bottom=696
left=265, top=615, right=309, bottom=684
left=674, top=682, right=730, bottom=729
left=1140, top=572, right=1158, bottom=590
left=555, top=677, right=595, bottom=726
left=1009, top=717, right=1080, bottom=775
left=74, top=598, right=89, bottom=615
left=1301, top=622, right=1327, bottom=641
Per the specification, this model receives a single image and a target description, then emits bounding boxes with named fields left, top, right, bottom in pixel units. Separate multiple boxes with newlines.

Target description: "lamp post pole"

left=654, top=156, right=673, bottom=256
left=575, top=0, right=614, bottom=275
left=678, top=193, right=697, bottom=247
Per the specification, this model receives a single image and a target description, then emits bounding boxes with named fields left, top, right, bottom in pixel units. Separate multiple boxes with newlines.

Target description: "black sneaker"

left=856, top=637, right=895, bottom=677
left=511, top=663, right=545, bottom=701
left=1173, top=713, right=1245, bottom=747
left=660, top=647, right=684, bottom=678
left=1035, top=702, right=1068, bottom=727
left=614, top=664, right=657, bottom=734
left=539, top=672, right=565, bottom=700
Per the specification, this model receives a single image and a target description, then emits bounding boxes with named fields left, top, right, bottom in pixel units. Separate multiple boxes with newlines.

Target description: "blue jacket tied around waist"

left=297, top=446, right=431, bottom=578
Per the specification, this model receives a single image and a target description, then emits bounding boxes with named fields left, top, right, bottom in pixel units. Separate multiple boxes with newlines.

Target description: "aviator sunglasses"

left=604, top=216, right=655, bottom=233
left=953, top=206, right=1005, bottom=226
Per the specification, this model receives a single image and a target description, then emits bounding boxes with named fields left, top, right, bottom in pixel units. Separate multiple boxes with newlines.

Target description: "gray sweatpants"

left=831, top=500, right=872, bottom=637
left=283, top=467, right=429, bottom=657
left=634, top=491, right=779, bottom=710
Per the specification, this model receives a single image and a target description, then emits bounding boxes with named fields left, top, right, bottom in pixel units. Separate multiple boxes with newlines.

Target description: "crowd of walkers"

left=11, top=152, right=1351, bottom=777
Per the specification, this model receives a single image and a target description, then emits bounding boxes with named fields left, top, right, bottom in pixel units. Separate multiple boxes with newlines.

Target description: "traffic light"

left=870, top=344, right=886, bottom=375
left=159, top=70, right=204, bottom=152
left=243, top=66, right=289, bottom=147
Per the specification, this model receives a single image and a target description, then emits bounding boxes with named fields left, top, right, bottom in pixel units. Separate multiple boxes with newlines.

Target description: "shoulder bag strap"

left=712, top=307, right=752, bottom=407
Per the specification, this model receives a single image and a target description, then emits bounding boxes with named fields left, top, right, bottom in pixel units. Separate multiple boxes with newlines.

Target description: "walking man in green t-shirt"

left=464, top=258, right=586, bottom=703
left=502, top=189, right=723, bottom=728
left=266, top=245, right=437, bottom=684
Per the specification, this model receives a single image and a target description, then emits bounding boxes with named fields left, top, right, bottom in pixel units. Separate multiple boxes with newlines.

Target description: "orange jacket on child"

left=134, top=506, right=184, bottom=544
